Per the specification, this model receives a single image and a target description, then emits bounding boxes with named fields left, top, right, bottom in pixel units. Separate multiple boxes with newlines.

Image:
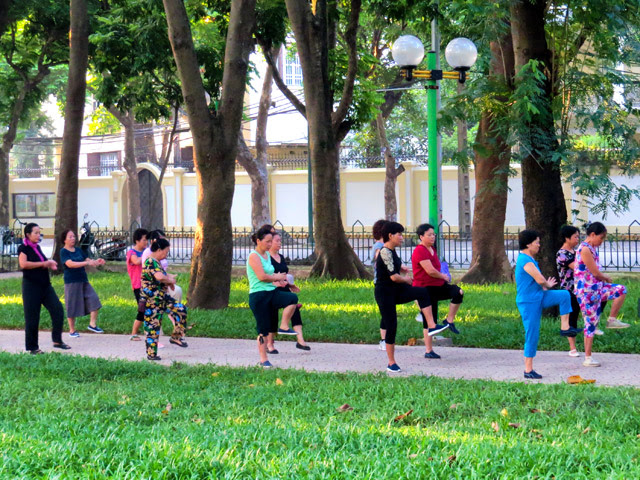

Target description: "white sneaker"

left=378, top=340, right=386, bottom=351
left=568, top=349, right=580, bottom=357
left=606, top=318, right=630, bottom=329
left=415, top=313, right=423, bottom=323
left=594, top=328, right=604, bottom=336
left=583, top=356, right=601, bottom=367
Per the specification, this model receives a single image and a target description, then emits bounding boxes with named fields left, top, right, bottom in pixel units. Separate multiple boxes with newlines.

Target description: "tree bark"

left=235, top=44, right=280, bottom=229
left=163, top=0, right=255, bottom=308
left=53, top=0, right=89, bottom=264
left=461, top=35, right=514, bottom=284
left=511, top=0, right=567, bottom=278
left=285, top=0, right=370, bottom=279
left=375, top=112, right=403, bottom=221
left=109, top=108, right=142, bottom=227
left=457, top=82, right=471, bottom=237
left=134, top=122, right=158, bottom=164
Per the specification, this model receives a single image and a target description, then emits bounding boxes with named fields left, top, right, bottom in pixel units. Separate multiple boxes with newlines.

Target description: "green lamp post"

left=391, top=35, right=477, bottom=233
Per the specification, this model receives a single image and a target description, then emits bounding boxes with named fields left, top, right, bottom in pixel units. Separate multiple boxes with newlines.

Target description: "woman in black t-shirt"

left=17, top=223, right=70, bottom=354
left=267, top=232, right=310, bottom=353
left=374, top=222, right=447, bottom=373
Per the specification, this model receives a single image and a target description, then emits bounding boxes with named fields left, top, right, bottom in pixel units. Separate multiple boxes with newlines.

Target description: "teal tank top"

left=247, top=250, right=276, bottom=293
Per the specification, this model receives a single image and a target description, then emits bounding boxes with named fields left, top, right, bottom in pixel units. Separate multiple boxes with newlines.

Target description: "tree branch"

left=331, top=0, right=361, bottom=129
left=263, top=46, right=307, bottom=118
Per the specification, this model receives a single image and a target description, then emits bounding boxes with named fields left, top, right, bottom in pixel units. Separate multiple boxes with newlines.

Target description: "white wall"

left=345, top=181, right=398, bottom=226
left=77, top=187, right=110, bottom=226
left=183, top=185, right=197, bottom=227
left=165, top=186, right=175, bottom=226
left=274, top=183, right=308, bottom=226
left=588, top=175, right=640, bottom=226
left=231, top=184, right=252, bottom=227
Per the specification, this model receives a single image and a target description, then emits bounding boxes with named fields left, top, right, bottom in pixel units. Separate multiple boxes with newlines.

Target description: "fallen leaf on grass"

left=275, top=378, right=284, bottom=386
left=637, top=434, right=640, bottom=438
left=501, top=408, right=509, bottom=417
left=406, top=338, right=417, bottom=346
left=161, top=403, right=172, bottom=415
left=530, top=408, right=541, bottom=414
left=409, top=454, right=418, bottom=459
left=502, top=291, right=510, bottom=295
left=448, top=455, right=457, bottom=465
left=393, top=409, right=413, bottom=422
left=248, top=384, right=255, bottom=388
left=582, top=427, right=590, bottom=434
left=508, top=423, right=521, bottom=429
left=337, top=404, right=353, bottom=412
left=568, top=375, right=597, bottom=385
left=491, top=422, right=500, bottom=432
left=211, top=372, right=220, bottom=377
left=450, top=403, right=461, bottom=410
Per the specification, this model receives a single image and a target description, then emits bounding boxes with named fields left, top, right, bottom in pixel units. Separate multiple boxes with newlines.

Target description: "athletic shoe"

left=387, top=363, right=402, bottom=373
left=69, top=331, right=80, bottom=338
left=594, top=328, right=604, bottom=336
left=415, top=313, right=423, bottom=323
left=427, top=323, right=449, bottom=337
left=147, top=355, right=162, bottom=361
left=444, top=320, right=460, bottom=334
left=87, top=325, right=104, bottom=333
left=524, top=370, right=543, bottom=379
left=583, top=357, right=601, bottom=367
left=424, top=350, right=441, bottom=359
left=260, top=360, right=273, bottom=368
left=559, top=327, right=581, bottom=337
left=378, top=340, right=386, bottom=351
left=568, top=349, right=580, bottom=357
left=277, top=328, right=297, bottom=336
left=606, top=318, right=630, bottom=329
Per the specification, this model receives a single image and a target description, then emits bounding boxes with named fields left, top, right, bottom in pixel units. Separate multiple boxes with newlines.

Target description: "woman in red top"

left=411, top=223, right=463, bottom=359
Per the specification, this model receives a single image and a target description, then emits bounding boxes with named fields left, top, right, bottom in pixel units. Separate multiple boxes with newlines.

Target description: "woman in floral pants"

left=574, top=222, right=628, bottom=367
left=141, top=238, right=188, bottom=361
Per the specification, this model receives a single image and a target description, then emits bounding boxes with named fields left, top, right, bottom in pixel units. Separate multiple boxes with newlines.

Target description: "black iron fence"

left=3, top=220, right=640, bottom=273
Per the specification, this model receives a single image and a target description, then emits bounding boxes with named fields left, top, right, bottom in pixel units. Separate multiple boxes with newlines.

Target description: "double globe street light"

left=391, top=35, right=477, bottom=232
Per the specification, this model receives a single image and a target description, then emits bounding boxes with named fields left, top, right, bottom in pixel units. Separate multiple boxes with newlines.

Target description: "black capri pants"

left=419, top=283, right=464, bottom=325
left=375, top=283, right=431, bottom=345
left=249, top=289, right=298, bottom=337
left=270, top=286, right=303, bottom=332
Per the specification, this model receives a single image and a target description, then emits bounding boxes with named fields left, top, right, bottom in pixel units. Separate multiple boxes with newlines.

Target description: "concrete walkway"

left=0, top=329, right=638, bottom=387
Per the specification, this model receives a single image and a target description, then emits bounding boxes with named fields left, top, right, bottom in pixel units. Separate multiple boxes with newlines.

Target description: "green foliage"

left=1, top=272, right=639, bottom=353
left=2, top=352, right=640, bottom=478
left=87, top=105, right=122, bottom=136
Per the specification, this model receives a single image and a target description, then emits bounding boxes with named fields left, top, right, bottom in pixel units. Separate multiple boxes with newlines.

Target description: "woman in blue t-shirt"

left=60, top=229, right=105, bottom=336
left=515, top=230, right=576, bottom=380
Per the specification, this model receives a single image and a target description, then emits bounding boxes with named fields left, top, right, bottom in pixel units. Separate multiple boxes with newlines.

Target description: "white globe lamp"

left=391, top=35, right=425, bottom=68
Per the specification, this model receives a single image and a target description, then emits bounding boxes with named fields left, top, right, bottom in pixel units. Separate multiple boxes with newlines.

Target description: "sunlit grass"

left=1, top=353, right=640, bottom=478
left=1, top=272, right=638, bottom=353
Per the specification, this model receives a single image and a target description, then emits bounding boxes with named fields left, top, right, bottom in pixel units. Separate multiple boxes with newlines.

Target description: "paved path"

left=0, top=329, right=637, bottom=387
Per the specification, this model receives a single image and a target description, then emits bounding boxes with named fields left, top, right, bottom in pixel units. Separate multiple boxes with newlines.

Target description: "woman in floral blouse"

left=556, top=225, right=582, bottom=357
left=141, top=238, right=188, bottom=361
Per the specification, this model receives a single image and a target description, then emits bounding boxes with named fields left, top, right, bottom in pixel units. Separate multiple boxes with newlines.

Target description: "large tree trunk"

left=0, top=0, right=10, bottom=39
left=286, top=0, right=370, bottom=279
left=511, top=0, right=567, bottom=278
left=0, top=88, right=27, bottom=224
left=163, top=0, right=255, bottom=308
left=375, top=112, right=403, bottom=221
left=109, top=108, right=142, bottom=227
left=461, top=35, right=514, bottom=284
left=53, top=0, right=88, bottom=264
left=457, top=83, right=471, bottom=237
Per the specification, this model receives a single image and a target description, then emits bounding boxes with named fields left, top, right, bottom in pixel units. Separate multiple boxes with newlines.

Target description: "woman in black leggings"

left=374, top=222, right=448, bottom=372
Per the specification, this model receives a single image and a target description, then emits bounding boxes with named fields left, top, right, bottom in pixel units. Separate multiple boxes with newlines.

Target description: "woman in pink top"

left=127, top=228, right=148, bottom=340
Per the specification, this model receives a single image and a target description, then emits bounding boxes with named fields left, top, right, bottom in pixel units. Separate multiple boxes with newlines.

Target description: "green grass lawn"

left=1, top=353, right=639, bottom=478
left=1, top=272, right=639, bottom=353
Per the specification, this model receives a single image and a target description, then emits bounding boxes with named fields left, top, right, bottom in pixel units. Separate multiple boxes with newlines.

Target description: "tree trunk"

left=0, top=88, right=28, bottom=224
left=286, top=0, right=370, bottom=279
left=163, top=0, right=255, bottom=308
left=457, top=83, right=471, bottom=237
left=235, top=44, right=280, bottom=229
left=461, top=35, right=514, bottom=284
left=134, top=122, right=158, bottom=164
left=53, top=0, right=88, bottom=264
left=511, top=0, right=567, bottom=278
left=109, top=108, right=142, bottom=227
left=375, top=112, right=403, bottom=221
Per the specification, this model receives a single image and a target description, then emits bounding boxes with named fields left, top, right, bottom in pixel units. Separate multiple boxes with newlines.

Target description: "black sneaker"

left=524, top=370, right=542, bottom=379
left=427, top=323, right=449, bottom=337
left=444, top=320, right=460, bottom=334
left=29, top=349, right=44, bottom=355
left=147, top=355, right=162, bottom=361
left=387, top=363, right=402, bottom=373
left=424, top=350, right=441, bottom=359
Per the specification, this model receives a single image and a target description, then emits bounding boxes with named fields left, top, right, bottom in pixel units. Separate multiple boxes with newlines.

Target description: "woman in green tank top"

left=247, top=225, right=299, bottom=368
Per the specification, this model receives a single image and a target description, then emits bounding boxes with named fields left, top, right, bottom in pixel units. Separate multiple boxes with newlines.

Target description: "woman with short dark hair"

left=515, top=230, right=574, bottom=379
left=574, top=222, right=628, bottom=367
left=60, top=229, right=105, bottom=335
left=556, top=225, right=583, bottom=356
left=17, top=223, right=70, bottom=353
left=247, top=225, right=298, bottom=368
left=141, top=238, right=188, bottom=361
left=374, top=221, right=447, bottom=373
